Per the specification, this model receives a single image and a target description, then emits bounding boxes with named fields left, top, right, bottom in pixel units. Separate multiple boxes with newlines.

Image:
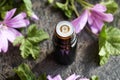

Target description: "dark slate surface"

left=0, top=0, right=120, bottom=80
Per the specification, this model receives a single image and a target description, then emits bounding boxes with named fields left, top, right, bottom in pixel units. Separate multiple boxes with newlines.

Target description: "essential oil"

left=53, top=21, right=77, bottom=65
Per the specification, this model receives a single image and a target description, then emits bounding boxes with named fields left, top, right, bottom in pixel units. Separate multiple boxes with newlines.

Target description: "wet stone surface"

left=0, top=0, right=120, bottom=80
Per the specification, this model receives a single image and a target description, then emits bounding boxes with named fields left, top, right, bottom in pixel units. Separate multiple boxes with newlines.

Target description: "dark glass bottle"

left=53, top=21, right=77, bottom=65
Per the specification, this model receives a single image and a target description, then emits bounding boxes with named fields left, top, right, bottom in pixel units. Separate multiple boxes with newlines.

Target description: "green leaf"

left=90, top=75, right=99, bottom=80
left=13, top=36, right=24, bottom=46
left=27, top=24, right=49, bottom=43
left=1, top=11, right=6, bottom=19
left=14, top=63, right=36, bottom=80
left=64, top=9, right=73, bottom=18
left=13, top=24, right=49, bottom=59
left=99, top=26, right=120, bottom=65
left=101, top=0, right=118, bottom=14
left=20, top=39, right=40, bottom=59
left=55, top=1, right=73, bottom=18
left=55, top=2, right=67, bottom=10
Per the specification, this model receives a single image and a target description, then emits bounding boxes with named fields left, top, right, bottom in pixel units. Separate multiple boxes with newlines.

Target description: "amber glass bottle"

left=53, top=21, right=77, bottom=65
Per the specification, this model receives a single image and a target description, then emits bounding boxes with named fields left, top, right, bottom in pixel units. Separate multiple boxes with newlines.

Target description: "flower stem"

left=76, top=0, right=93, bottom=8
left=70, top=0, right=79, bottom=17
left=0, top=0, right=6, bottom=7
left=65, top=0, right=69, bottom=5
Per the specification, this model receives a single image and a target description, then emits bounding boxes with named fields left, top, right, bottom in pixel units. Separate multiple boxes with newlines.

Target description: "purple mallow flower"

left=71, top=4, right=113, bottom=34
left=0, top=8, right=29, bottom=53
left=47, top=73, right=89, bottom=80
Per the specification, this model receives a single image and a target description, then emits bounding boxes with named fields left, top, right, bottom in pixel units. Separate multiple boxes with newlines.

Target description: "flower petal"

left=91, top=10, right=113, bottom=22
left=47, top=75, right=53, bottom=80
left=88, top=14, right=104, bottom=31
left=9, top=12, right=27, bottom=22
left=4, top=8, right=16, bottom=21
left=71, top=10, right=88, bottom=33
left=6, top=19, right=30, bottom=28
left=47, top=75, right=62, bottom=80
left=88, top=13, right=93, bottom=26
left=0, top=31, right=8, bottom=53
left=90, top=25, right=99, bottom=34
left=92, top=4, right=106, bottom=12
left=5, top=12, right=29, bottom=28
left=88, top=13, right=103, bottom=33
left=102, top=13, right=113, bottom=22
left=2, top=28, right=22, bottom=43
left=66, top=74, right=80, bottom=80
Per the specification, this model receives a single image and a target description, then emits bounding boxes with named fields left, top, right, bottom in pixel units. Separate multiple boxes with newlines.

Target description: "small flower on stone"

left=31, top=12, right=39, bottom=20
left=71, top=4, right=113, bottom=34
left=0, top=8, right=29, bottom=53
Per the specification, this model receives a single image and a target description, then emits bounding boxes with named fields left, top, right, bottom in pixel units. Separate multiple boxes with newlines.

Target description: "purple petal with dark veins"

left=91, top=4, right=107, bottom=12
left=4, top=8, right=16, bottom=21
left=91, top=10, right=113, bottom=22
left=6, top=19, right=29, bottom=28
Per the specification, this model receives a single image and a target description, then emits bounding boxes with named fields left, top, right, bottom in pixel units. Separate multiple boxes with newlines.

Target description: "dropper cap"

left=55, top=21, right=74, bottom=39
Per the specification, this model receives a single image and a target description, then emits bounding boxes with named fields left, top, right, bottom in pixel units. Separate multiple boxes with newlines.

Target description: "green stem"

left=65, top=0, right=69, bottom=5
left=76, top=0, right=93, bottom=8
left=70, top=0, right=79, bottom=17
left=0, top=0, right=6, bottom=7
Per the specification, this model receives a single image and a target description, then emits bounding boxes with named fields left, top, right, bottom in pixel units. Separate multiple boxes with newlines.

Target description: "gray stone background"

left=0, top=0, right=120, bottom=80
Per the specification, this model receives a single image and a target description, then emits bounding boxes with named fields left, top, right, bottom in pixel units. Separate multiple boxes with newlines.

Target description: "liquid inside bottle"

left=53, top=21, right=77, bottom=65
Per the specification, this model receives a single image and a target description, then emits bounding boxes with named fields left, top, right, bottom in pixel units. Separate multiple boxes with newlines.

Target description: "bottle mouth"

left=56, top=21, right=74, bottom=38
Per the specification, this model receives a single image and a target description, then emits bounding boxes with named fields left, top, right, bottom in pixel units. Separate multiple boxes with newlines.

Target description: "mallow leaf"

left=55, top=1, right=73, bottom=18
left=13, top=36, right=24, bottom=46
left=13, top=24, right=49, bottom=59
left=55, top=2, right=66, bottom=10
left=99, top=26, right=120, bottom=65
left=20, top=39, right=40, bottom=59
left=14, top=63, right=36, bottom=80
left=101, top=0, right=118, bottom=14
left=27, top=24, right=49, bottom=43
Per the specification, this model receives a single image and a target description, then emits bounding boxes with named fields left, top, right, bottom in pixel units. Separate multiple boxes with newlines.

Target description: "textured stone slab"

left=0, top=0, right=120, bottom=80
